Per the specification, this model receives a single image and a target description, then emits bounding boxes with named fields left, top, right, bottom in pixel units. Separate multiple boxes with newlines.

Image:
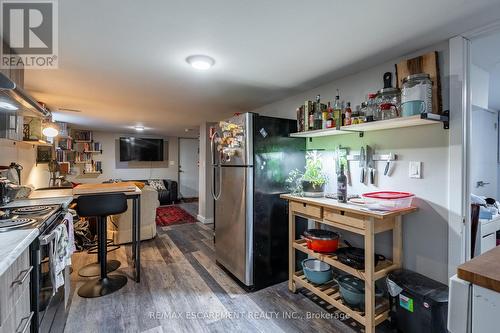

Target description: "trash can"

left=386, top=269, right=449, bottom=333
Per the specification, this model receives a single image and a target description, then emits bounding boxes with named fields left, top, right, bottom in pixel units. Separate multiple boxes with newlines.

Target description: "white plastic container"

left=362, top=191, right=415, bottom=211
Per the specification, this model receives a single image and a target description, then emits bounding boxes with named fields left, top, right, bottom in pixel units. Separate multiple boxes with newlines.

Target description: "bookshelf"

left=54, top=127, right=103, bottom=176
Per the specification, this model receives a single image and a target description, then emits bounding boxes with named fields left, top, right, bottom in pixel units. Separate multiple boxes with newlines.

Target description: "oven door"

left=31, top=212, right=68, bottom=333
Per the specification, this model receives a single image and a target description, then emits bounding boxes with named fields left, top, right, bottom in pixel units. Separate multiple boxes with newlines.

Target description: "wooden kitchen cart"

left=281, top=194, right=417, bottom=333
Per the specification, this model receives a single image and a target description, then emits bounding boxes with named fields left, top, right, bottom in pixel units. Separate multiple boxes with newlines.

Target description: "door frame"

left=177, top=137, right=200, bottom=200
left=449, top=20, right=500, bottom=276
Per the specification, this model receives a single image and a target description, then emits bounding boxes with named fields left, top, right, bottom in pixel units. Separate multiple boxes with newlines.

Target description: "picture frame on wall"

left=36, top=146, right=53, bottom=165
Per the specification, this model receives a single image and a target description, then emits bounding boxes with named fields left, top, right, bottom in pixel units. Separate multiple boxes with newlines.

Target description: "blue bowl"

left=302, top=259, right=333, bottom=284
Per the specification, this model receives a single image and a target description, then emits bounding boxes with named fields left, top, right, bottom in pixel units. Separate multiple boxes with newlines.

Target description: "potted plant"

left=286, top=151, right=327, bottom=197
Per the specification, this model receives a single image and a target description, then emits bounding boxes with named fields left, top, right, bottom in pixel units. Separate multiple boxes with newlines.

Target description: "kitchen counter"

left=1, top=190, right=73, bottom=209
left=458, top=245, right=500, bottom=293
left=0, top=227, right=39, bottom=276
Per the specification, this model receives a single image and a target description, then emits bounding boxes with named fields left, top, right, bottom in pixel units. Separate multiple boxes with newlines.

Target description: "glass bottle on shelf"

left=322, top=101, right=329, bottom=129
left=326, top=102, right=335, bottom=128
left=344, top=102, right=352, bottom=126
left=366, top=93, right=377, bottom=122
left=314, top=95, right=323, bottom=130
left=333, top=92, right=342, bottom=130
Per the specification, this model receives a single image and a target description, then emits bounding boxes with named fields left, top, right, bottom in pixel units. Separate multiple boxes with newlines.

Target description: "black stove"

left=0, top=204, right=61, bottom=233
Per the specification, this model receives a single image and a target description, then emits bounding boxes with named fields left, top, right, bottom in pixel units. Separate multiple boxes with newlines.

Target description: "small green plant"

left=286, top=151, right=327, bottom=195
left=302, top=151, right=327, bottom=188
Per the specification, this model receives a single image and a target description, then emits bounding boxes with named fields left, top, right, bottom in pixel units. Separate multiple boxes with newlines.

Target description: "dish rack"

left=281, top=194, right=417, bottom=333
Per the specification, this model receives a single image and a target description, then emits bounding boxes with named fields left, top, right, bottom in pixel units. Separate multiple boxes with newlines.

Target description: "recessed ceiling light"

left=0, top=101, right=18, bottom=111
left=134, top=126, right=145, bottom=131
left=186, top=55, right=215, bottom=70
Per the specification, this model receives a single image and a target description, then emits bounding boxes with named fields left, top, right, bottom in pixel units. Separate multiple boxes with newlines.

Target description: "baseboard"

left=197, top=214, right=214, bottom=224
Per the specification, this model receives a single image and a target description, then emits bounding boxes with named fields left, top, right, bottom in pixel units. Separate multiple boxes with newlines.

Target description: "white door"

left=470, top=106, right=498, bottom=198
left=179, top=138, right=199, bottom=199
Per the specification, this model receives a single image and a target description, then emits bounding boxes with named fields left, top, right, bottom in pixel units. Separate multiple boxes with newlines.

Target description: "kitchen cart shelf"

left=282, top=194, right=417, bottom=333
left=293, top=271, right=389, bottom=327
left=290, top=113, right=449, bottom=138
left=293, top=239, right=397, bottom=281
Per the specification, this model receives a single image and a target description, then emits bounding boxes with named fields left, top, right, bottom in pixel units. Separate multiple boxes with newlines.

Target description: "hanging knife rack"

left=347, top=152, right=397, bottom=162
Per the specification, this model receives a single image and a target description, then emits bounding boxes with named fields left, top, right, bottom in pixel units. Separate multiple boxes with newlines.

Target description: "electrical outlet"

left=409, top=161, right=422, bottom=179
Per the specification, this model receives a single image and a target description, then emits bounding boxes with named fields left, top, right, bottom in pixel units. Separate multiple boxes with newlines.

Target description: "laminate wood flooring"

left=64, top=222, right=365, bottom=333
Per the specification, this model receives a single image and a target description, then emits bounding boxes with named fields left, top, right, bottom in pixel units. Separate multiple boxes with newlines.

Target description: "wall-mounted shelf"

left=22, top=140, right=51, bottom=147
left=290, top=113, right=449, bottom=138
left=83, top=170, right=102, bottom=175
left=82, top=150, right=102, bottom=154
left=290, top=127, right=353, bottom=138
left=74, top=140, right=92, bottom=143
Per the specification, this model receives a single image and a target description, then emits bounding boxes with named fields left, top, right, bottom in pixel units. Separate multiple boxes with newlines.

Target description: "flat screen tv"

left=119, top=137, right=164, bottom=161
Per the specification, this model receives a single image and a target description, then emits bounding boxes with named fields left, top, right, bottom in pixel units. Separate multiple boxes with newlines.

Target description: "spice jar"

left=401, top=73, right=432, bottom=117
left=376, top=87, right=400, bottom=119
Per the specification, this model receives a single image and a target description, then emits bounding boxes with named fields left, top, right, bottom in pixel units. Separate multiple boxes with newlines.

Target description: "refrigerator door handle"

left=210, top=131, right=222, bottom=200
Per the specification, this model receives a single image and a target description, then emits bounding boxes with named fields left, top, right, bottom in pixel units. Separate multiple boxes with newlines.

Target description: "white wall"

left=471, top=64, right=490, bottom=109
left=66, top=131, right=179, bottom=184
left=197, top=123, right=215, bottom=224
left=251, top=41, right=451, bottom=284
left=0, top=139, right=50, bottom=188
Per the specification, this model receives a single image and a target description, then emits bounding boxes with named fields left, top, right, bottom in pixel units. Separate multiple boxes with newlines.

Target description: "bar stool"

left=78, top=219, right=121, bottom=277
left=76, top=193, right=128, bottom=298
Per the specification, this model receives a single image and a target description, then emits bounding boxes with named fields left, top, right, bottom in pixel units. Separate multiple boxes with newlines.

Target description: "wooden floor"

left=64, top=208, right=361, bottom=333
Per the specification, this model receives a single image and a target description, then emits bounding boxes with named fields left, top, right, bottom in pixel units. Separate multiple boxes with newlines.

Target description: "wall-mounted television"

left=119, top=137, right=164, bottom=161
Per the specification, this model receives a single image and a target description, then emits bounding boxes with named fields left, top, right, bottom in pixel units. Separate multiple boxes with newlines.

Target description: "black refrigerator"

left=211, top=112, right=305, bottom=290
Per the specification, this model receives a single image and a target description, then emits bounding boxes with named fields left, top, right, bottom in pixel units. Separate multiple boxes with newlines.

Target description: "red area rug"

left=156, top=206, right=197, bottom=226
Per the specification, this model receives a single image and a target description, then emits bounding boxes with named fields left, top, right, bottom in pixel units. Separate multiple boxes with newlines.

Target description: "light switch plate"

left=409, top=161, right=422, bottom=179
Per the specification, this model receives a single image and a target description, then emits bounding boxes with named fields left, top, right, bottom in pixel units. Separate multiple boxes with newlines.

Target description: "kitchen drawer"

left=0, top=283, right=31, bottom=333
left=290, top=201, right=322, bottom=219
left=324, top=208, right=366, bottom=230
left=0, top=248, right=31, bottom=326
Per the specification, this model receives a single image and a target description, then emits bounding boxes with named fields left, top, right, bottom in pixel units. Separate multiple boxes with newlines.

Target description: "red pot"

left=302, top=229, right=340, bottom=253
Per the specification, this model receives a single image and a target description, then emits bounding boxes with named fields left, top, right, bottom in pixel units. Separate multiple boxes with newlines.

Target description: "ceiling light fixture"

left=134, top=126, right=145, bottom=131
left=42, top=121, right=59, bottom=137
left=186, top=55, right=215, bottom=70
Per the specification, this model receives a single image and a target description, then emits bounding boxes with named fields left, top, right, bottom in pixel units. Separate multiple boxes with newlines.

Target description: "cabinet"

left=0, top=248, right=32, bottom=333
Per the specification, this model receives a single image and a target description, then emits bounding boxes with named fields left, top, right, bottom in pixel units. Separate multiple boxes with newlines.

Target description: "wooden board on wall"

left=395, top=51, right=442, bottom=115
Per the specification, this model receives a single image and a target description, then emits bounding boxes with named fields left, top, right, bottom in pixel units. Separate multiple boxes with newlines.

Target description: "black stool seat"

left=76, top=193, right=128, bottom=298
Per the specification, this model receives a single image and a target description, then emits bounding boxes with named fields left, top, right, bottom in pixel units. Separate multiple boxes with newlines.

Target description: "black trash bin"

left=386, top=269, right=449, bottom=333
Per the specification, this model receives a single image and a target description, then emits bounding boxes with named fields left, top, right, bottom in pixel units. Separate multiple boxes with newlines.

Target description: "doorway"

left=178, top=138, right=199, bottom=200
left=467, top=27, right=500, bottom=258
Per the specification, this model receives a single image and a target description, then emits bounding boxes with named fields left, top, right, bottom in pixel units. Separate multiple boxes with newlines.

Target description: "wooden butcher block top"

left=72, top=182, right=138, bottom=195
left=458, top=246, right=500, bottom=293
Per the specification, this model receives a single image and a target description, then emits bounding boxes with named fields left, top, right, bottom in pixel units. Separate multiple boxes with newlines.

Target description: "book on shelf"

left=73, top=130, right=92, bottom=141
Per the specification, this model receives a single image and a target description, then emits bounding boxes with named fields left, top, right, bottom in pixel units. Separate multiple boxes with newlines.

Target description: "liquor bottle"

left=344, top=102, right=352, bottom=126
left=337, top=164, right=347, bottom=203
left=333, top=93, right=342, bottom=130
left=326, top=102, right=335, bottom=128
left=314, top=95, right=323, bottom=130
left=322, top=101, right=329, bottom=129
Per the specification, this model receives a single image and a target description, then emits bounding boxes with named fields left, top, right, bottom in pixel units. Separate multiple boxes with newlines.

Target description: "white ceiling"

left=25, top=0, right=500, bottom=137
left=472, top=31, right=500, bottom=110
